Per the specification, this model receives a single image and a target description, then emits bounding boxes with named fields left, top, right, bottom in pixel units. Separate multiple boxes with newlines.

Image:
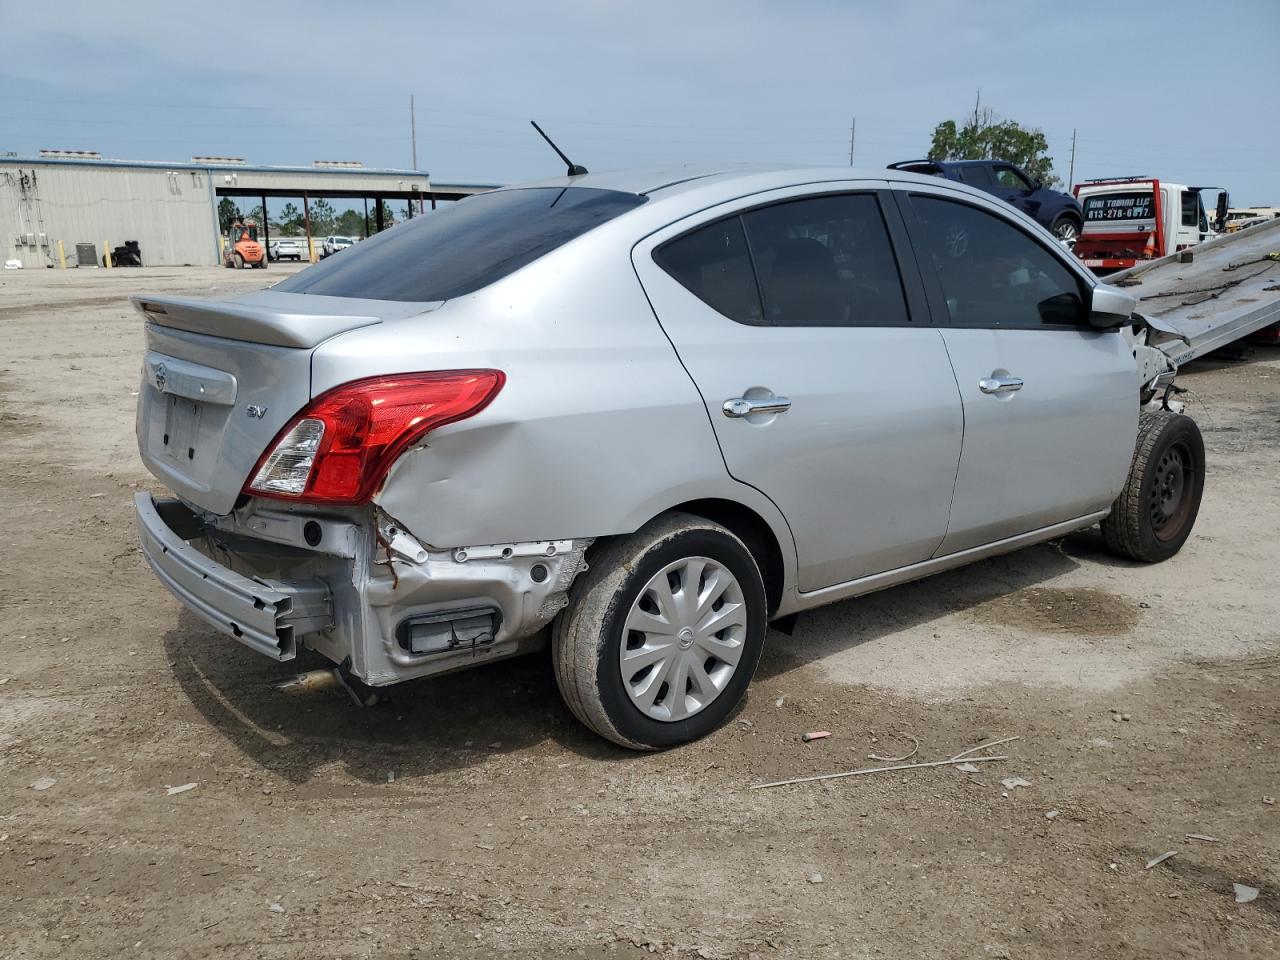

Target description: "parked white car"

left=132, top=166, right=1202, bottom=749
left=269, top=239, right=303, bottom=262
left=321, top=236, right=355, bottom=258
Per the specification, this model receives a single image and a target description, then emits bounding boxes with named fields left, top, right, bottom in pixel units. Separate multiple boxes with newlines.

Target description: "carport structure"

left=0, top=153, right=502, bottom=268
left=210, top=159, right=500, bottom=261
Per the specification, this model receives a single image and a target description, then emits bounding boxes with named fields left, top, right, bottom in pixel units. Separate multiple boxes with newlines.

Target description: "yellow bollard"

left=103, top=240, right=112, bottom=269
left=58, top=240, right=67, bottom=270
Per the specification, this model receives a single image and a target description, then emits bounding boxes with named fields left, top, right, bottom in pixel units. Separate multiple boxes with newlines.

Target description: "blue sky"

left=2, top=0, right=1277, bottom=204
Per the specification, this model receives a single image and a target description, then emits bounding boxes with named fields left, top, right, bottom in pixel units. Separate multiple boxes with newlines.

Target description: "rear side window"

left=654, top=216, right=764, bottom=324
left=655, top=193, right=910, bottom=328
left=741, top=194, right=910, bottom=327
left=276, top=187, right=646, bottom=302
left=957, top=166, right=991, bottom=187
left=1083, top=191, right=1155, bottom=223
left=909, top=196, right=1087, bottom=328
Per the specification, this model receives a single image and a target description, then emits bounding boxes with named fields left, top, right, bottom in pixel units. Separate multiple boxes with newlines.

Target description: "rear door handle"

left=979, top=376, right=1024, bottom=395
left=722, top=396, right=792, bottom=418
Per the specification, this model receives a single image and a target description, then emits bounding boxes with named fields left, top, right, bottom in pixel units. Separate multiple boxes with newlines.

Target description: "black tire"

left=552, top=513, right=767, bottom=750
left=1101, top=409, right=1205, bottom=562
left=1052, top=215, right=1081, bottom=243
left=233, top=253, right=244, bottom=269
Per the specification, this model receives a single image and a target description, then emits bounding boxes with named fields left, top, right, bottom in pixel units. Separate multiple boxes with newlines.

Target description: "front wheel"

left=233, top=253, right=244, bottom=269
left=1052, top=215, right=1081, bottom=243
left=553, top=513, right=767, bottom=750
left=1101, top=409, right=1205, bottom=562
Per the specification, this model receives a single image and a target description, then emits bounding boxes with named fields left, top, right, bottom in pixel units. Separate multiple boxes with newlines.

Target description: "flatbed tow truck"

left=1108, top=216, right=1280, bottom=366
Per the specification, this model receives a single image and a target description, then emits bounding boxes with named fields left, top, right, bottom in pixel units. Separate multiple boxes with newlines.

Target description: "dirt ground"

left=1, top=265, right=1277, bottom=960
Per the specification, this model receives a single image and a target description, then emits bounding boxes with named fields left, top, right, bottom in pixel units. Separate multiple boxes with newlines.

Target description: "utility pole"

left=1067, top=128, right=1077, bottom=190
left=410, top=94, right=418, bottom=170
left=848, top=116, right=856, bottom=166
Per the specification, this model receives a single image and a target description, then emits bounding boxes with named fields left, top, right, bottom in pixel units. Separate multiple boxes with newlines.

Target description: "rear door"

left=894, top=186, right=1136, bottom=554
left=633, top=184, right=964, bottom=592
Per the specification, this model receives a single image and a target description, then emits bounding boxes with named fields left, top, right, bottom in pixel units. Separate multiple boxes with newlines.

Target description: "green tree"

left=277, top=202, right=302, bottom=235
left=308, top=198, right=336, bottom=235
left=928, top=92, right=1059, bottom=187
left=217, top=197, right=242, bottom=233
left=335, top=209, right=366, bottom=237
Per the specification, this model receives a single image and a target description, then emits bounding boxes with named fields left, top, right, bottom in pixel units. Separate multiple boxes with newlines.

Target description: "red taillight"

left=246, top=370, right=504, bottom=504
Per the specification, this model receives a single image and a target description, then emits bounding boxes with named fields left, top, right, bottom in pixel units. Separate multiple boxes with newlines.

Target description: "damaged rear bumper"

left=135, top=493, right=592, bottom=687
left=135, top=493, right=333, bottom=660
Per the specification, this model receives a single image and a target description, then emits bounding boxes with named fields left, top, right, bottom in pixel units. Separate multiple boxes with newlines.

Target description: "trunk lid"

left=133, top=290, right=437, bottom=515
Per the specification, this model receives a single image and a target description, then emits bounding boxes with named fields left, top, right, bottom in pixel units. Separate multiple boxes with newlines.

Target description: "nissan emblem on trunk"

left=153, top=363, right=167, bottom=393
left=246, top=404, right=268, bottom=419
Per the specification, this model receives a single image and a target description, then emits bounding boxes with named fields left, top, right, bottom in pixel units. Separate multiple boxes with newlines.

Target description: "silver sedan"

left=133, top=165, right=1204, bottom=748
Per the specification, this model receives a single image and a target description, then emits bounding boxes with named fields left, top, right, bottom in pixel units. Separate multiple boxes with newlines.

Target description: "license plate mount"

left=163, top=395, right=204, bottom=465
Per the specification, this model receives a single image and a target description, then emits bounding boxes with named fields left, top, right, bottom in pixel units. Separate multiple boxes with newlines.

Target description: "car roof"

left=501, top=163, right=953, bottom=199
left=474, top=164, right=1015, bottom=244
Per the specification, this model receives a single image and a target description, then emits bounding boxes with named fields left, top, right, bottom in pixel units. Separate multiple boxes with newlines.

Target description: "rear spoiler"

left=130, top=293, right=384, bottom=349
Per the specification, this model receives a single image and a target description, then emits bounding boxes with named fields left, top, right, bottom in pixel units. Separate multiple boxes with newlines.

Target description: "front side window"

left=909, top=196, right=1087, bottom=328
left=1181, top=190, right=1201, bottom=228
left=741, top=194, right=910, bottom=327
left=993, top=166, right=1033, bottom=191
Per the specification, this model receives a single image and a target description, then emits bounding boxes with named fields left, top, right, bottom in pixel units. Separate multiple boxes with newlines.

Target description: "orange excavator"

left=222, top=219, right=267, bottom=269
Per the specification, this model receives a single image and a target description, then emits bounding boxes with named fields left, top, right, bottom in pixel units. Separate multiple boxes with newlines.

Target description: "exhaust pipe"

left=276, top=663, right=381, bottom=707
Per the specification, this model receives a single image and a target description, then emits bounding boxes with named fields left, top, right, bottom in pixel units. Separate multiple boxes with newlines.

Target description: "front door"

left=896, top=189, right=1137, bottom=554
left=633, top=186, right=964, bottom=592
left=990, top=164, right=1038, bottom=219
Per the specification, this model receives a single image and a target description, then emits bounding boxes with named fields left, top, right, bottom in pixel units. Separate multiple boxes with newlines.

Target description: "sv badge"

left=245, top=404, right=268, bottom=419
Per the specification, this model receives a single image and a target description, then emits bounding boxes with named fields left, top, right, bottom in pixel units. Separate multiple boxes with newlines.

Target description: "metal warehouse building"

left=1, top=151, right=498, bottom=268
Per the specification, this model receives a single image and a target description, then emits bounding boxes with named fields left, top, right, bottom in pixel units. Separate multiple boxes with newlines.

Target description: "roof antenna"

left=530, top=120, right=588, bottom=176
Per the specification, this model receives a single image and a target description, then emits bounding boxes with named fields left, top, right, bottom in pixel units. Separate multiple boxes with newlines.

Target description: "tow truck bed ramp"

left=1106, top=218, right=1280, bottom=365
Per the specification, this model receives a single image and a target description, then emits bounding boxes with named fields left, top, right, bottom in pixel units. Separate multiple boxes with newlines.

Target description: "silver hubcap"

left=619, top=556, right=747, bottom=722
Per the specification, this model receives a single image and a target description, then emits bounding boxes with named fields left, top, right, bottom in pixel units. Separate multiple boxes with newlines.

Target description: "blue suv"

left=888, top=159, right=1083, bottom=243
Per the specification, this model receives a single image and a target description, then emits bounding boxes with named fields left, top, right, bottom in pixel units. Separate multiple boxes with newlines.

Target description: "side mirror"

left=1215, top=191, right=1229, bottom=229
left=1033, top=179, right=1044, bottom=191
left=1038, top=291, right=1088, bottom=326
left=1089, top=284, right=1137, bottom=329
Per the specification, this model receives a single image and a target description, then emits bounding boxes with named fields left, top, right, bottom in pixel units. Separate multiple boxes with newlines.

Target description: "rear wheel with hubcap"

left=553, top=513, right=767, bottom=750
left=1101, top=409, right=1205, bottom=562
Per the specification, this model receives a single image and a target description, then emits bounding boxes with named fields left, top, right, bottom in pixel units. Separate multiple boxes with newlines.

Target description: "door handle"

left=722, top=396, right=792, bottom=418
left=979, top=375, right=1024, bottom=395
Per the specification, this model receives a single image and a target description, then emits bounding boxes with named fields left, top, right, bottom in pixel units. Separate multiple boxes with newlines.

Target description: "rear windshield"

left=276, top=187, right=646, bottom=302
left=1082, top=191, right=1155, bottom=223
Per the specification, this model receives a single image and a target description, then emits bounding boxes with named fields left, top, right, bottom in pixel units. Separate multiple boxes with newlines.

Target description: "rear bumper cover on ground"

left=134, top=492, right=333, bottom=660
